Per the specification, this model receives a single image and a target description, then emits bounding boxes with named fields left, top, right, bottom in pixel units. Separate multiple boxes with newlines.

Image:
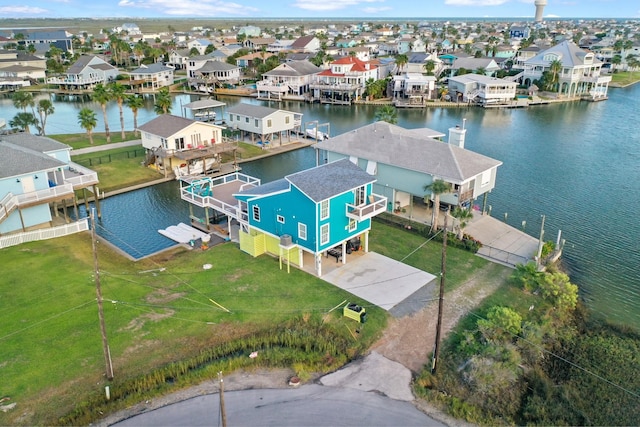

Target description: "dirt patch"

left=120, top=310, right=175, bottom=332
left=145, top=289, right=185, bottom=304
left=372, top=263, right=511, bottom=373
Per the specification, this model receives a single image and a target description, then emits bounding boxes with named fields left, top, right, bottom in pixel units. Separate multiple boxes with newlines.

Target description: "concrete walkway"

left=71, top=139, right=142, bottom=155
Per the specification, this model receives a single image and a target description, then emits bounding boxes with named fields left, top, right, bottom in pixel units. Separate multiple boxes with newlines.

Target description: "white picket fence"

left=0, top=218, right=89, bottom=249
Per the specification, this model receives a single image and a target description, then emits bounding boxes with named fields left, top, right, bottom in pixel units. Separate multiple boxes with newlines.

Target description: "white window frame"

left=298, top=222, right=307, bottom=240
left=348, top=218, right=357, bottom=232
left=277, top=214, right=285, bottom=224
left=252, top=205, right=261, bottom=222
left=320, top=200, right=329, bottom=220
left=320, top=223, right=329, bottom=245
left=355, top=186, right=366, bottom=206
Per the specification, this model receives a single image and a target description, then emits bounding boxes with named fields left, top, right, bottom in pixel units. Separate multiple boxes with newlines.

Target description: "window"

left=175, top=137, right=185, bottom=150
left=355, top=186, right=365, bottom=206
left=481, top=170, right=491, bottom=186
left=366, top=160, right=377, bottom=175
left=285, top=116, right=290, bottom=124
left=252, top=205, right=261, bottom=222
left=298, top=222, right=307, bottom=240
left=236, top=115, right=241, bottom=121
left=245, top=117, right=249, bottom=123
left=320, top=200, right=329, bottom=220
left=267, top=119, right=272, bottom=128
left=320, top=223, right=329, bottom=245
left=277, top=214, right=285, bottom=224
left=255, top=119, right=259, bottom=127
left=348, top=218, right=357, bottom=232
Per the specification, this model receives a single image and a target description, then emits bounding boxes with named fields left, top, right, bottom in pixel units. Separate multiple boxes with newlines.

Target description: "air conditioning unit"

left=280, top=234, right=292, bottom=246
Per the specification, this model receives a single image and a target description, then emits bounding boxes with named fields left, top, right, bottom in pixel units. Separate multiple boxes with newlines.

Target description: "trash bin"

left=343, top=303, right=367, bottom=323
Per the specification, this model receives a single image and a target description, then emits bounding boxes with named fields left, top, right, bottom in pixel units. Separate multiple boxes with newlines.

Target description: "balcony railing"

left=63, top=162, right=99, bottom=188
left=346, top=193, right=387, bottom=221
left=15, top=183, right=74, bottom=207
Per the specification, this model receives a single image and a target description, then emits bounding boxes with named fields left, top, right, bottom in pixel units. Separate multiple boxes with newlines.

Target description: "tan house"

left=225, top=103, right=303, bottom=147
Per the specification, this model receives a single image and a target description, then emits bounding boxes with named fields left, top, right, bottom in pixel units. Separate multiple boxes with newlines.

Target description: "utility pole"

left=91, top=208, right=114, bottom=380
left=218, top=371, right=227, bottom=427
left=432, top=212, right=448, bottom=374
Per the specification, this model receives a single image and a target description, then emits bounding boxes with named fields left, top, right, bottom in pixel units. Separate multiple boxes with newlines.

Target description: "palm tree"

left=154, top=87, right=172, bottom=114
left=109, top=82, right=127, bottom=140
left=36, top=99, right=55, bottom=135
left=424, top=179, right=452, bottom=232
left=374, top=105, right=397, bottom=124
left=78, top=108, right=98, bottom=145
left=10, top=112, right=38, bottom=134
left=12, top=91, right=34, bottom=112
left=423, top=60, right=436, bottom=76
left=611, top=54, right=622, bottom=72
left=547, top=59, right=563, bottom=92
left=125, top=94, right=144, bottom=135
left=395, top=53, right=408, bottom=74
left=92, top=83, right=112, bottom=143
left=451, top=206, right=474, bottom=239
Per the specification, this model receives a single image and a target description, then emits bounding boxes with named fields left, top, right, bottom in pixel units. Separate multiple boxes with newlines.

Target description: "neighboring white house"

left=187, top=39, right=213, bottom=55
left=129, top=63, right=175, bottom=90
left=522, top=40, right=611, bottom=100
left=167, top=49, right=191, bottom=70
left=392, top=73, right=437, bottom=107
left=448, top=73, right=517, bottom=105
left=309, top=56, right=378, bottom=104
left=47, top=55, right=119, bottom=89
left=188, top=60, right=241, bottom=93
left=256, top=60, right=323, bottom=101
left=225, top=103, right=303, bottom=146
left=138, top=115, right=230, bottom=178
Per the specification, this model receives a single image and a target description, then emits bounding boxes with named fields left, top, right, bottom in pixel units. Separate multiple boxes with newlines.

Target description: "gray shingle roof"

left=263, top=60, right=322, bottom=77
left=197, top=61, right=238, bottom=72
left=226, top=103, right=282, bottom=119
left=1, top=133, right=70, bottom=153
left=137, top=114, right=196, bottom=137
left=0, top=140, right=67, bottom=179
left=287, top=158, right=375, bottom=203
left=315, top=122, right=502, bottom=183
left=527, top=40, right=601, bottom=67
left=130, top=63, right=173, bottom=74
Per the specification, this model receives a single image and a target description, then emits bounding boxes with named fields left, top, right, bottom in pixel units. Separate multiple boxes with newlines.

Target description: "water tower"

left=534, top=0, right=547, bottom=23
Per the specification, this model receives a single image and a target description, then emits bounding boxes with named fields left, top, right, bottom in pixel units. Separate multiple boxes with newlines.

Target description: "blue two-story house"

left=179, top=158, right=387, bottom=276
left=0, top=134, right=99, bottom=248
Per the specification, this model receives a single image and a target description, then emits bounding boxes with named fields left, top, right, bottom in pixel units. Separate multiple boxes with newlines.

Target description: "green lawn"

left=71, top=145, right=162, bottom=192
left=610, top=71, right=640, bottom=87
left=54, top=131, right=140, bottom=149
left=0, top=216, right=505, bottom=425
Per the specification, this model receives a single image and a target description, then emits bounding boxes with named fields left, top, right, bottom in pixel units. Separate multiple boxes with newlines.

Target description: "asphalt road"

left=112, top=384, right=444, bottom=427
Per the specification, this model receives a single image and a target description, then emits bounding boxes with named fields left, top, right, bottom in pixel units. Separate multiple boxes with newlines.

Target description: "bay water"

left=1, top=85, right=638, bottom=329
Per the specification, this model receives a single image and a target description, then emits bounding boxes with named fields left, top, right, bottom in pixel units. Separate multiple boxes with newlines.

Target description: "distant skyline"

left=0, top=0, right=638, bottom=20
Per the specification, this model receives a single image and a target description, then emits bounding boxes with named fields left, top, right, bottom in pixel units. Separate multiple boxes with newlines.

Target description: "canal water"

left=1, top=86, right=639, bottom=330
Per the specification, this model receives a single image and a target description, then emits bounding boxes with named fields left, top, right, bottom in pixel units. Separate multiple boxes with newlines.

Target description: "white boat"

left=194, top=110, right=216, bottom=121
left=305, top=128, right=329, bottom=140
left=174, top=158, right=220, bottom=179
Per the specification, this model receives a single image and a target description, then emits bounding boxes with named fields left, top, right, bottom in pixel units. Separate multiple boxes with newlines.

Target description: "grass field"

left=0, top=215, right=501, bottom=425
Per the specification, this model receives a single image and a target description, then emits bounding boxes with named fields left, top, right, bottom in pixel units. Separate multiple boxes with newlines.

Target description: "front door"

left=21, top=176, right=36, bottom=194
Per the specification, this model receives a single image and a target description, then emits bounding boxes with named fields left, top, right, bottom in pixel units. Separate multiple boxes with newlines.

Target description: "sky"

left=0, top=0, right=638, bottom=20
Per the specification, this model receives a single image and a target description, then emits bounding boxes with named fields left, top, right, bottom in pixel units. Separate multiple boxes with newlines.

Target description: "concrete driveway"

left=321, top=252, right=437, bottom=316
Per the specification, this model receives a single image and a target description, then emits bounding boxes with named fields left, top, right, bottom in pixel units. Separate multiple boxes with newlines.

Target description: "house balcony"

left=310, top=81, right=361, bottom=91
left=256, top=81, right=289, bottom=93
left=48, top=162, right=99, bottom=190
left=346, top=193, right=387, bottom=221
left=179, top=172, right=260, bottom=221
left=47, top=75, right=106, bottom=86
left=15, top=183, right=74, bottom=209
left=580, top=75, right=612, bottom=84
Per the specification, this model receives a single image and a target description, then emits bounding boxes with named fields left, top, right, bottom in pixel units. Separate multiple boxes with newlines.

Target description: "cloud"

left=292, top=0, right=384, bottom=12
left=362, top=6, right=392, bottom=13
left=0, top=5, right=49, bottom=15
left=444, top=0, right=510, bottom=5
left=118, top=0, right=258, bottom=16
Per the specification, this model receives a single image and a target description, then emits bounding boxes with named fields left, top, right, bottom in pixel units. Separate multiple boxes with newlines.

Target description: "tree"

left=92, top=83, right=112, bottom=143
left=423, top=60, right=436, bottom=76
left=189, top=47, right=200, bottom=56
left=78, top=108, right=98, bottom=145
left=12, top=91, right=35, bottom=112
left=477, top=306, right=522, bottom=343
left=611, top=54, right=622, bottom=72
left=451, top=206, right=474, bottom=239
left=36, top=99, right=55, bottom=136
left=395, top=53, right=408, bottom=74
left=154, top=87, right=172, bottom=114
left=126, top=94, right=144, bottom=135
left=424, top=179, right=452, bottom=232
left=109, top=82, right=127, bottom=140
left=9, top=112, right=38, bottom=134
left=547, top=59, right=563, bottom=92
left=374, top=105, right=397, bottom=124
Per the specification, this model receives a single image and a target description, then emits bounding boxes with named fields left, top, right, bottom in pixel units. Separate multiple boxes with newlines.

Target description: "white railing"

left=65, top=162, right=99, bottom=187
left=0, top=218, right=89, bottom=249
left=346, top=194, right=387, bottom=221
left=15, top=184, right=74, bottom=206
left=47, top=75, right=106, bottom=85
left=0, top=192, right=18, bottom=223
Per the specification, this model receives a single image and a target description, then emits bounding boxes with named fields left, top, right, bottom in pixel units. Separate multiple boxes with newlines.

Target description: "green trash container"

left=343, top=303, right=367, bottom=323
